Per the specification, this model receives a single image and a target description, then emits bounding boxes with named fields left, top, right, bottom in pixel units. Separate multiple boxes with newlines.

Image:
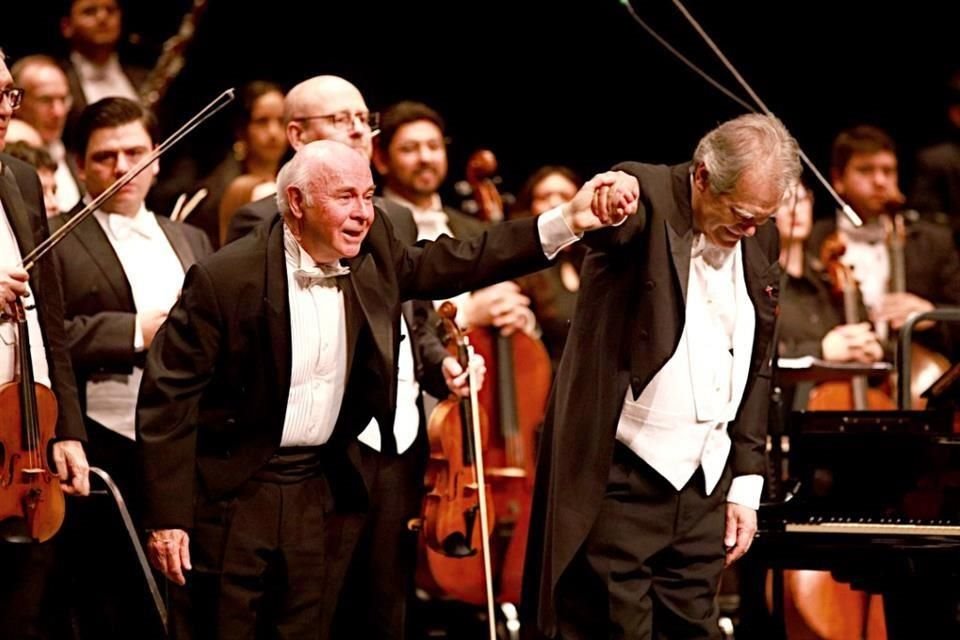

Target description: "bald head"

left=12, top=56, right=71, bottom=144
left=277, top=140, right=375, bottom=263
left=6, top=119, right=45, bottom=147
left=284, top=75, right=374, bottom=158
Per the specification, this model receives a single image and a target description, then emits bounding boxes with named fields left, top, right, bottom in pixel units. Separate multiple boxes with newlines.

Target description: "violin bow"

left=19, top=89, right=235, bottom=271
left=464, top=336, right=498, bottom=640
left=618, top=0, right=863, bottom=228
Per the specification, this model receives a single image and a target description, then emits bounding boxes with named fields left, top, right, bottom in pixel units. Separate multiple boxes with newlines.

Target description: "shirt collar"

left=382, top=188, right=444, bottom=217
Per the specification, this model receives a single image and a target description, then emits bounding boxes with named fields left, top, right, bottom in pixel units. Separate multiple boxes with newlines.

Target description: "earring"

left=233, top=140, right=248, bottom=162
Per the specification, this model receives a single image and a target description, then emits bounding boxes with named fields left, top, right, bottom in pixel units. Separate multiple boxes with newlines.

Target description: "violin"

left=419, top=302, right=498, bottom=638
left=0, top=298, right=64, bottom=543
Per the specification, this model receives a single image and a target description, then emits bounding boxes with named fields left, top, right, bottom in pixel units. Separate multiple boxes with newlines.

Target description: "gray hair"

left=692, top=113, right=801, bottom=197
left=275, top=156, right=315, bottom=216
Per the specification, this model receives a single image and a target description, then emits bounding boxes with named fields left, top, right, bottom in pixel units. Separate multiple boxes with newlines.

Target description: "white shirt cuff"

left=537, top=206, right=581, bottom=260
left=725, top=474, right=764, bottom=510
left=134, top=315, right=145, bottom=352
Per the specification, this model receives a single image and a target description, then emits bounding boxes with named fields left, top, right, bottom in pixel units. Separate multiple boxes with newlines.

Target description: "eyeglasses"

left=0, top=87, right=25, bottom=111
left=291, top=110, right=380, bottom=131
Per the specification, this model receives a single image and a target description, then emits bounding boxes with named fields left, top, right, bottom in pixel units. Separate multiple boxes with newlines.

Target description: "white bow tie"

left=294, top=262, right=351, bottom=288
left=107, top=214, right=153, bottom=241
left=692, top=234, right=734, bottom=269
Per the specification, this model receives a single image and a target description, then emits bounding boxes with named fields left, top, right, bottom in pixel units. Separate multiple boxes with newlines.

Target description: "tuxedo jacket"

left=50, top=204, right=212, bottom=407
left=136, top=209, right=551, bottom=530
left=522, top=162, right=781, bottom=635
left=226, top=194, right=449, bottom=397
left=0, top=154, right=85, bottom=441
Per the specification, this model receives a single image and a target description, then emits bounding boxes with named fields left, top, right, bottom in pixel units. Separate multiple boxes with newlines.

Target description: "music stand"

left=777, top=356, right=893, bottom=384
left=88, top=467, right=168, bottom=635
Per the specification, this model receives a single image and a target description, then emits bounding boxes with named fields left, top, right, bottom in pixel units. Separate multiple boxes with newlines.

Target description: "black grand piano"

left=752, top=312, right=960, bottom=639
left=754, top=409, right=960, bottom=638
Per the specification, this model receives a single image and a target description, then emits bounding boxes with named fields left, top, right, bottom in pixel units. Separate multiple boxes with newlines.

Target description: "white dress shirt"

left=0, top=203, right=50, bottom=388
left=837, top=213, right=890, bottom=315
left=47, top=140, right=81, bottom=213
left=70, top=52, right=139, bottom=105
left=616, top=233, right=764, bottom=509
left=279, top=225, right=349, bottom=447
left=85, top=206, right=184, bottom=439
left=353, top=202, right=580, bottom=453
left=358, top=315, right=421, bottom=454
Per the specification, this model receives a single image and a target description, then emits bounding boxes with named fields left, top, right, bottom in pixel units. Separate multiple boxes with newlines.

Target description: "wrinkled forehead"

left=726, top=169, right=783, bottom=216
left=307, top=88, right=367, bottom=117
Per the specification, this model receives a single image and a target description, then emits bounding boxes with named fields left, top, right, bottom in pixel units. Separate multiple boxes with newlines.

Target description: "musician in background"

left=524, top=114, right=800, bottom=639
left=10, top=55, right=83, bottom=212
left=374, top=100, right=537, bottom=340
left=0, top=48, right=90, bottom=640
left=809, top=125, right=960, bottom=361
left=51, top=96, right=210, bottom=638
left=510, top=165, right=584, bottom=373
left=191, top=80, right=287, bottom=249
left=138, top=139, right=631, bottom=639
left=59, top=0, right=146, bottom=119
left=776, top=177, right=883, bottom=408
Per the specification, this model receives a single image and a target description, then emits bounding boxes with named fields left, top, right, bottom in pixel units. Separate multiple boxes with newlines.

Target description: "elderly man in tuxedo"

left=138, top=139, right=637, bottom=638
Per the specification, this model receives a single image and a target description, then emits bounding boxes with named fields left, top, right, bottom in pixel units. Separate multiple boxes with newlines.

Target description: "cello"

left=882, top=212, right=951, bottom=409
left=779, top=235, right=891, bottom=640
left=464, top=150, right=552, bottom=605
left=0, top=298, right=64, bottom=543
left=420, top=302, right=499, bottom=639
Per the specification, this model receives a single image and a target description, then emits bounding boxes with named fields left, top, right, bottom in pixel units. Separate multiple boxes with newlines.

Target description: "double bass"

left=0, top=298, right=64, bottom=543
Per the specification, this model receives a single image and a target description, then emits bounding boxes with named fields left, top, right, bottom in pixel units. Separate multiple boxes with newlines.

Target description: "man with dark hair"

left=0, top=47, right=90, bottom=640
left=374, top=100, right=538, bottom=339
left=51, top=95, right=211, bottom=637
left=809, top=124, right=960, bottom=360
left=59, top=0, right=146, bottom=120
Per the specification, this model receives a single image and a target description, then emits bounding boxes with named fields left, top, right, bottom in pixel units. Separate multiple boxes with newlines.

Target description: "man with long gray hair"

left=524, top=113, right=801, bottom=639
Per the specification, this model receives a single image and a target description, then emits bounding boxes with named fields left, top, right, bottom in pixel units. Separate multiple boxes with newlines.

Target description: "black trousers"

left=176, top=450, right=355, bottom=640
left=0, top=539, right=61, bottom=640
left=332, top=440, right=425, bottom=640
left=556, top=444, right=731, bottom=640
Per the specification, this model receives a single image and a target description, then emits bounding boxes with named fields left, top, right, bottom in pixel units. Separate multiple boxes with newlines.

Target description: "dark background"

left=5, top=0, right=959, bottom=215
